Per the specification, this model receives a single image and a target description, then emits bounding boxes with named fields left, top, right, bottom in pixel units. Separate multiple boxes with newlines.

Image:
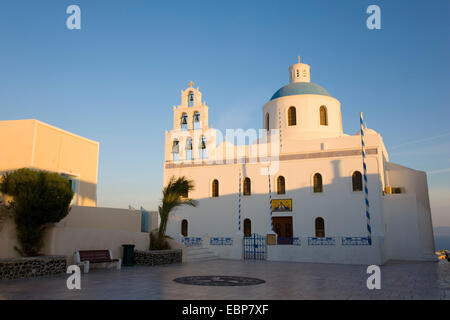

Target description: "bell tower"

left=165, top=81, right=214, bottom=163
left=288, top=56, right=310, bottom=83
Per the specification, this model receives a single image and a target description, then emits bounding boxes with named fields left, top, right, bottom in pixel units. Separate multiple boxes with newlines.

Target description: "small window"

left=277, top=176, right=285, bottom=194
left=61, top=174, right=77, bottom=193
left=320, top=106, right=328, bottom=126
left=212, top=179, right=219, bottom=197
left=315, top=217, right=325, bottom=237
left=181, top=219, right=188, bottom=237
left=243, top=178, right=251, bottom=196
left=313, top=173, right=323, bottom=193
left=61, top=173, right=77, bottom=205
left=265, top=113, right=270, bottom=131
left=288, top=107, right=297, bottom=126
left=244, top=218, right=251, bottom=237
left=352, top=171, right=363, bottom=192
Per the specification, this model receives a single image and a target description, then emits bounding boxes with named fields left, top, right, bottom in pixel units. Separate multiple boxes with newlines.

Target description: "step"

left=187, top=256, right=218, bottom=262
left=186, top=248, right=213, bottom=255
left=185, top=246, right=218, bottom=262
left=186, top=255, right=218, bottom=262
left=186, top=252, right=216, bottom=258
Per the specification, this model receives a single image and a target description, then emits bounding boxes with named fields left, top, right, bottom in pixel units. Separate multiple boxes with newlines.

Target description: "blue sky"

left=0, top=0, right=449, bottom=225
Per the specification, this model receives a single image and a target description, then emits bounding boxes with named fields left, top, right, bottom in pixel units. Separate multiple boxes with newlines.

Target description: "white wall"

left=383, top=194, right=422, bottom=260
left=0, top=206, right=156, bottom=261
left=267, top=236, right=384, bottom=265
left=165, top=154, right=384, bottom=242
left=383, top=164, right=436, bottom=261
left=43, top=226, right=148, bottom=264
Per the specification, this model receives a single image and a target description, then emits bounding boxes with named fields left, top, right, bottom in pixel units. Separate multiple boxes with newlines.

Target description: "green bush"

left=0, top=168, right=74, bottom=256
left=149, top=230, right=170, bottom=250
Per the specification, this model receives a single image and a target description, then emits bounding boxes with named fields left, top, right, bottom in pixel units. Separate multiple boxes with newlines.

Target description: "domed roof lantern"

left=269, top=56, right=331, bottom=101
left=289, top=56, right=311, bottom=83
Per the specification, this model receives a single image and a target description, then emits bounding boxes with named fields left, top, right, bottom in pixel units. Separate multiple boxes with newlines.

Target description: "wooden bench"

left=73, top=250, right=122, bottom=273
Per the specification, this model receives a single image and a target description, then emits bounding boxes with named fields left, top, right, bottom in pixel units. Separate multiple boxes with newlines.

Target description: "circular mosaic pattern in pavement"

left=173, top=275, right=265, bottom=286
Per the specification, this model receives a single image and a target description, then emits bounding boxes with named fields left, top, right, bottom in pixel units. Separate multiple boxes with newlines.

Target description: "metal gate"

left=244, top=233, right=266, bottom=260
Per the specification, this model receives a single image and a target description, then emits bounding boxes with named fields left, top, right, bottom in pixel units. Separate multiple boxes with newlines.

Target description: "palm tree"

left=154, top=176, right=197, bottom=249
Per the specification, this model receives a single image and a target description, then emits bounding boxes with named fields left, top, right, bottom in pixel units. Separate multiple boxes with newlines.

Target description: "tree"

left=151, top=176, right=197, bottom=250
left=0, top=168, right=74, bottom=256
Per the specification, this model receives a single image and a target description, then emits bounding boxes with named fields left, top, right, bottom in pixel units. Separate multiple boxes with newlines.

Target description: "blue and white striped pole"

left=278, top=108, right=283, bottom=150
left=238, top=169, right=242, bottom=232
left=360, top=112, right=372, bottom=245
left=267, top=166, right=273, bottom=231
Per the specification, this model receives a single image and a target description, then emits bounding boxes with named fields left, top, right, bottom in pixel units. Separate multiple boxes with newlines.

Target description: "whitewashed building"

left=163, top=58, right=436, bottom=265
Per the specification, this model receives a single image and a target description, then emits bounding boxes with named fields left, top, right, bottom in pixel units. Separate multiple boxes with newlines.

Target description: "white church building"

left=163, top=58, right=436, bottom=265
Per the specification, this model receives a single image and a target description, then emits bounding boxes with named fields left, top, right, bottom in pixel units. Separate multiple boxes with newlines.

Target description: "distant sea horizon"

left=434, top=227, right=450, bottom=251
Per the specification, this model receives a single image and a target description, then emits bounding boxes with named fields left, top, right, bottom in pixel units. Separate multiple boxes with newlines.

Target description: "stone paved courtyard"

left=0, top=259, right=449, bottom=300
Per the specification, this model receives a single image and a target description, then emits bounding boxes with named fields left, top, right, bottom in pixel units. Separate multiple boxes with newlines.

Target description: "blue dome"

left=270, top=82, right=331, bottom=101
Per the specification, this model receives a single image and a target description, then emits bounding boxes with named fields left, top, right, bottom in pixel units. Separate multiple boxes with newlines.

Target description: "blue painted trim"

left=308, top=237, right=336, bottom=245
left=182, top=237, right=202, bottom=247
left=341, top=237, right=371, bottom=245
left=210, top=237, right=233, bottom=246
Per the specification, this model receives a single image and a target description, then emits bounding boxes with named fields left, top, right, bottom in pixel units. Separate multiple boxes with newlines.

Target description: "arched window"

left=320, top=106, right=328, bottom=126
left=265, top=113, right=270, bottom=131
left=288, top=107, right=297, bottom=126
left=172, top=139, right=179, bottom=161
left=181, top=219, right=188, bottom=237
left=186, top=138, right=193, bottom=160
left=181, top=113, right=188, bottom=130
left=313, top=173, right=323, bottom=193
left=193, top=111, right=200, bottom=130
left=188, top=91, right=194, bottom=107
left=352, top=171, right=363, bottom=192
left=244, top=218, right=251, bottom=237
left=212, top=179, right=219, bottom=197
left=199, top=136, right=206, bottom=159
left=243, top=178, right=251, bottom=196
left=315, top=217, right=325, bottom=237
left=277, top=176, right=285, bottom=194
